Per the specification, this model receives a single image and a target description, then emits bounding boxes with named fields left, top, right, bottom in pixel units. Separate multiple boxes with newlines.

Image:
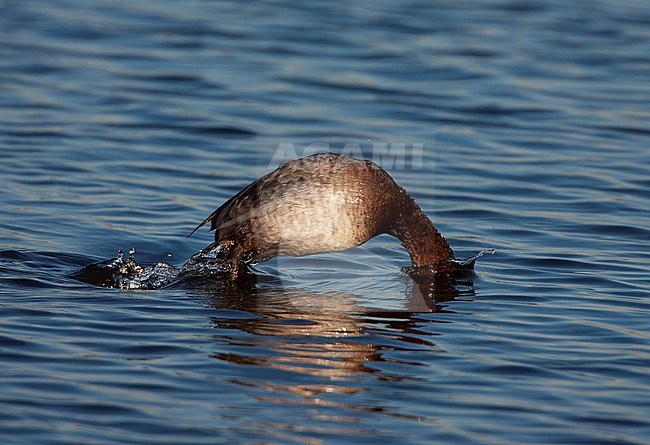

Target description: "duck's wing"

left=187, top=213, right=214, bottom=238
left=187, top=179, right=261, bottom=238
left=187, top=153, right=342, bottom=238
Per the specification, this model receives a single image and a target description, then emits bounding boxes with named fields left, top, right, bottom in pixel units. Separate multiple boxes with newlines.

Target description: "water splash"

left=450, top=248, right=496, bottom=267
left=403, top=249, right=495, bottom=279
left=177, top=242, right=244, bottom=279
left=70, top=247, right=177, bottom=289
left=72, top=243, right=238, bottom=289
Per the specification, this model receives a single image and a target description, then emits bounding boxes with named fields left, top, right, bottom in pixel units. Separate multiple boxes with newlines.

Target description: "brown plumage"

left=189, top=153, right=454, bottom=273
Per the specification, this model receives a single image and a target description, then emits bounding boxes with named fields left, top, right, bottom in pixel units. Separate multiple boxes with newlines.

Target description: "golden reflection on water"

left=213, top=288, right=376, bottom=381
left=203, top=272, right=472, bottom=441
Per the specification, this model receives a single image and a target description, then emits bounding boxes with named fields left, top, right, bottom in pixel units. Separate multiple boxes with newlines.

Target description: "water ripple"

left=1, top=0, right=649, bottom=444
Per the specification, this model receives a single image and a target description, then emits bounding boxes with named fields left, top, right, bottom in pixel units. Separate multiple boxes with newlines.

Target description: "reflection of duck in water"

left=189, top=153, right=457, bottom=275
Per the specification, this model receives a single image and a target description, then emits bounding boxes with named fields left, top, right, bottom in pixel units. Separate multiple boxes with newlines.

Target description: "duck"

left=189, top=152, right=456, bottom=274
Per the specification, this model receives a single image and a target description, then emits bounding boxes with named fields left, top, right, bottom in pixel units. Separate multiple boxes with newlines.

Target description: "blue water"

left=1, top=0, right=649, bottom=443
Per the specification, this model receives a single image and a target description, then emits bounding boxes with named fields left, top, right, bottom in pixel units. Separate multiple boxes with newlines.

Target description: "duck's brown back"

left=197, top=153, right=406, bottom=263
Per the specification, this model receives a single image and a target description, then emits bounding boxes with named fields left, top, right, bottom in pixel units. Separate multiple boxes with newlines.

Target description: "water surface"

left=1, top=1, right=649, bottom=444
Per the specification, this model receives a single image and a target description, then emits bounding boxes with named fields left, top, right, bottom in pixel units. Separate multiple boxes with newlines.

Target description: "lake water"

left=1, top=0, right=649, bottom=443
